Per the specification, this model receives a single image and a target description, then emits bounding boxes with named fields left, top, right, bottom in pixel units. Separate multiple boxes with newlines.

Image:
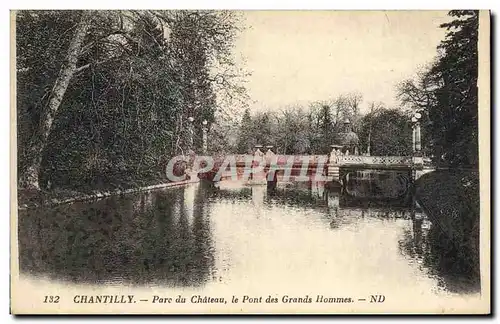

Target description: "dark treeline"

left=397, top=10, right=479, bottom=167
left=17, top=10, right=479, bottom=196
left=235, top=94, right=414, bottom=157
left=236, top=92, right=363, bottom=155
left=17, top=10, right=247, bottom=192
left=237, top=10, right=479, bottom=167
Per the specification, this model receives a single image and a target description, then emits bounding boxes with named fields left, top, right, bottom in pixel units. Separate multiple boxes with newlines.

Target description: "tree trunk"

left=20, top=11, right=90, bottom=190
left=367, top=128, right=371, bottom=156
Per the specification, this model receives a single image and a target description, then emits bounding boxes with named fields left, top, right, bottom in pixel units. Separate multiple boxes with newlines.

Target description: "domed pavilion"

left=336, top=119, right=360, bottom=155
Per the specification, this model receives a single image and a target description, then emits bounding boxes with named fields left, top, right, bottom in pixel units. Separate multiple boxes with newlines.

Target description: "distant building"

left=337, top=119, right=359, bottom=155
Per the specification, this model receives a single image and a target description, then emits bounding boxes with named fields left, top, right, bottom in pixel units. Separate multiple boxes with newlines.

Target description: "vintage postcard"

left=10, top=10, right=490, bottom=314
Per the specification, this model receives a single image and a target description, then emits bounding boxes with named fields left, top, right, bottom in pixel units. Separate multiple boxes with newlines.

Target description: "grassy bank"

left=17, top=174, right=196, bottom=209
left=414, top=168, right=480, bottom=290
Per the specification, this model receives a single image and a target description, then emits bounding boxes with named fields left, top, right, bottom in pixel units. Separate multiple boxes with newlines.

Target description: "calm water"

left=18, top=179, right=480, bottom=295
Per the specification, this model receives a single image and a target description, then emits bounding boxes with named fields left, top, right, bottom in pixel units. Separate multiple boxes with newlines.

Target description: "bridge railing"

left=335, top=155, right=414, bottom=166
left=212, top=154, right=419, bottom=167
left=231, top=154, right=329, bottom=166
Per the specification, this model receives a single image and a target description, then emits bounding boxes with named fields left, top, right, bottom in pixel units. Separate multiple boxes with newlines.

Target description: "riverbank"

left=414, top=168, right=480, bottom=284
left=17, top=175, right=200, bottom=210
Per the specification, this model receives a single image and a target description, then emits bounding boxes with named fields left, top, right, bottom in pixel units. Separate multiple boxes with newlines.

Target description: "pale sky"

left=233, top=11, right=451, bottom=114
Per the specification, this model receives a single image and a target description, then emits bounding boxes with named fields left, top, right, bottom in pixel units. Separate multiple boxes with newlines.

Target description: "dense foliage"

left=398, top=10, right=479, bottom=167
left=17, top=10, right=480, bottom=195
left=235, top=95, right=417, bottom=157
left=235, top=93, right=363, bottom=155
left=17, top=10, right=245, bottom=191
left=358, top=108, right=414, bottom=156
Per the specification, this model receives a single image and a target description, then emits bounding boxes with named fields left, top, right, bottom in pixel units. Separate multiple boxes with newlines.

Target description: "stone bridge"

left=195, top=147, right=426, bottom=187
left=190, top=113, right=430, bottom=199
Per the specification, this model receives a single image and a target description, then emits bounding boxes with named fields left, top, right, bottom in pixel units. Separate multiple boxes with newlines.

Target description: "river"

left=17, top=178, right=481, bottom=310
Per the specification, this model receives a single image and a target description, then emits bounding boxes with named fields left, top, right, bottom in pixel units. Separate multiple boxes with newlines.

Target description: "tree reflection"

left=18, top=185, right=216, bottom=287
left=398, top=200, right=480, bottom=293
left=263, top=181, right=328, bottom=209
left=343, top=170, right=411, bottom=201
left=326, top=189, right=341, bottom=229
left=18, top=180, right=480, bottom=293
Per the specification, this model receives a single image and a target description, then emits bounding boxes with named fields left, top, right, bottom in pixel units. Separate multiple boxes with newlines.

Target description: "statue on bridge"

left=329, top=145, right=343, bottom=164
left=331, top=119, right=360, bottom=157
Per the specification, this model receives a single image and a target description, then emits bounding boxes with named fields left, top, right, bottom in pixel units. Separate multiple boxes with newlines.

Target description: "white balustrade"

left=336, top=155, right=415, bottom=166
left=213, top=154, right=421, bottom=169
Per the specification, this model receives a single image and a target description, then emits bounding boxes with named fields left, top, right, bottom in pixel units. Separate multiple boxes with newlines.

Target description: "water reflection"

left=343, top=170, right=411, bottom=199
left=18, top=179, right=479, bottom=294
left=19, top=185, right=215, bottom=287
left=398, top=201, right=480, bottom=293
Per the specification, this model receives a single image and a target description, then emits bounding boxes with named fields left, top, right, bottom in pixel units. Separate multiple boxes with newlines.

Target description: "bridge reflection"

left=212, top=181, right=479, bottom=293
left=214, top=178, right=413, bottom=210
left=342, top=169, right=411, bottom=200
left=18, top=178, right=479, bottom=293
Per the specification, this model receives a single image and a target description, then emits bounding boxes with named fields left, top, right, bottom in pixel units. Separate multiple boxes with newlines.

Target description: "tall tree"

left=318, top=105, right=333, bottom=153
left=166, top=10, right=242, bottom=153
left=17, top=10, right=246, bottom=191
left=236, top=108, right=253, bottom=153
left=358, top=108, right=413, bottom=156
left=429, top=10, right=478, bottom=166
left=20, top=11, right=91, bottom=189
left=397, top=10, right=479, bottom=166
